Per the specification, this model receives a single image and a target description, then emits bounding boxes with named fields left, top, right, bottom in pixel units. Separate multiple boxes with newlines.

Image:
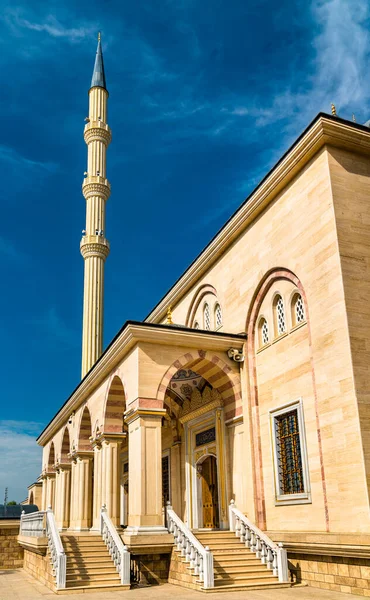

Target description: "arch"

left=60, top=427, right=71, bottom=462
left=78, top=405, right=92, bottom=451
left=157, top=349, right=241, bottom=421
left=47, top=442, right=55, bottom=471
left=291, top=291, right=305, bottom=326
left=185, top=284, right=218, bottom=327
left=102, top=375, right=126, bottom=433
left=257, top=315, right=269, bottom=347
left=245, top=267, right=328, bottom=531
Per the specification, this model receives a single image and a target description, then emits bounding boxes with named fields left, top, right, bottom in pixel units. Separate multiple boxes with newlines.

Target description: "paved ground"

left=0, top=570, right=355, bottom=600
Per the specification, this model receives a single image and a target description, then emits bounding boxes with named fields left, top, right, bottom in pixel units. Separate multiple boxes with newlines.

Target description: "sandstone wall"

left=0, top=522, right=23, bottom=569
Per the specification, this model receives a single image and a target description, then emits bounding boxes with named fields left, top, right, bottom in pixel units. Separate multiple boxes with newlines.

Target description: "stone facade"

left=0, top=522, right=23, bottom=569
left=23, top=548, right=55, bottom=591
left=25, top=114, right=370, bottom=596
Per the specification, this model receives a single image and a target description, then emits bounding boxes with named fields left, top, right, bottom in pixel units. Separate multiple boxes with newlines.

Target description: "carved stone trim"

left=80, top=240, right=110, bottom=260
left=82, top=181, right=111, bottom=201
left=179, top=387, right=223, bottom=424
left=84, top=127, right=112, bottom=146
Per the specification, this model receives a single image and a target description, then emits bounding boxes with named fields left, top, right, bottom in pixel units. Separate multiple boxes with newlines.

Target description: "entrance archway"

left=198, top=455, right=219, bottom=529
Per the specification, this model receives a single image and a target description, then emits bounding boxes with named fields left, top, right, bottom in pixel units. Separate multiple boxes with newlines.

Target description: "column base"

left=124, top=526, right=168, bottom=536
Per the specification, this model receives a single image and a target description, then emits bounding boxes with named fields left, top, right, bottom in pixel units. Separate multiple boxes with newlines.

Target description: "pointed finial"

left=166, top=306, right=173, bottom=325
left=90, top=34, right=107, bottom=90
left=98, top=32, right=101, bottom=42
left=331, top=103, right=337, bottom=116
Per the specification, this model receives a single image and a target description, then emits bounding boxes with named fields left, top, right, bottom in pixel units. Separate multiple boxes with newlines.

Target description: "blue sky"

left=1, top=0, right=370, bottom=501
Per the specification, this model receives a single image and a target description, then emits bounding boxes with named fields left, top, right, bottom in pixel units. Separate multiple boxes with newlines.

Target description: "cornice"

left=144, top=115, right=370, bottom=324
left=37, top=323, right=246, bottom=446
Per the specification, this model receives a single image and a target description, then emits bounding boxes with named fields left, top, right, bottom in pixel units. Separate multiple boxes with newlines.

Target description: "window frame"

left=257, top=316, right=270, bottom=348
left=273, top=293, right=287, bottom=337
left=291, top=292, right=306, bottom=328
left=214, top=303, right=222, bottom=331
left=269, top=398, right=311, bottom=506
left=203, top=302, right=211, bottom=330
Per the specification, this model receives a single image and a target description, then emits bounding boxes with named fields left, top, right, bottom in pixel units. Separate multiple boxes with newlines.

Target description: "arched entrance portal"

left=198, top=455, right=219, bottom=529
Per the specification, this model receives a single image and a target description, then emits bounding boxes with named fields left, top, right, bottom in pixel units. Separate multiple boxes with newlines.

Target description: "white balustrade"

left=166, top=503, right=214, bottom=589
left=46, top=507, right=66, bottom=590
left=20, top=510, right=46, bottom=537
left=20, top=508, right=66, bottom=589
left=100, top=504, right=130, bottom=585
left=228, top=500, right=288, bottom=582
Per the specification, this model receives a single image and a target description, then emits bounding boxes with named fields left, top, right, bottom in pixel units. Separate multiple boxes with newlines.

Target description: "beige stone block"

left=350, top=565, right=362, bottom=578
left=318, top=561, right=328, bottom=574
left=338, top=563, right=350, bottom=577
left=352, top=588, right=365, bottom=597
left=324, top=574, right=335, bottom=583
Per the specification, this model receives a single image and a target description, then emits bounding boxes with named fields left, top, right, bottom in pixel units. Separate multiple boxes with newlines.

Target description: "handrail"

left=20, top=510, right=46, bottom=537
left=46, top=507, right=66, bottom=590
left=100, top=505, right=130, bottom=585
left=166, top=503, right=214, bottom=589
left=229, top=500, right=288, bottom=582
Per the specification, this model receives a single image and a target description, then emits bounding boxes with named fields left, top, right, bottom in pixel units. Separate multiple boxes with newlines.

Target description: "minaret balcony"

left=82, top=176, right=111, bottom=201
left=80, top=235, right=110, bottom=260
left=84, top=121, right=112, bottom=145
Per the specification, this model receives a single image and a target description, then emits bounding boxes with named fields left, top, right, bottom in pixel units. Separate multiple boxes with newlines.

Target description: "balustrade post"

left=229, top=499, right=236, bottom=532
left=277, top=543, right=288, bottom=582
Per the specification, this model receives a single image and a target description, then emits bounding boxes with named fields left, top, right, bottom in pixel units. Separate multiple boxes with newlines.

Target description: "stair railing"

left=229, top=500, right=288, bottom=582
left=46, top=507, right=67, bottom=590
left=100, top=504, right=130, bottom=585
left=166, top=503, right=214, bottom=589
left=20, top=510, right=46, bottom=537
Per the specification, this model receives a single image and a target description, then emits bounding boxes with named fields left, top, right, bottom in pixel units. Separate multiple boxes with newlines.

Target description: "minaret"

left=80, top=34, right=111, bottom=377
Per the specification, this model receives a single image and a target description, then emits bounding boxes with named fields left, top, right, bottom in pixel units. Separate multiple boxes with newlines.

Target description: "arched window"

left=214, top=303, right=222, bottom=329
left=292, top=293, right=305, bottom=325
left=194, top=321, right=200, bottom=329
left=258, top=317, right=269, bottom=347
left=274, top=295, right=286, bottom=336
left=203, top=303, right=211, bottom=330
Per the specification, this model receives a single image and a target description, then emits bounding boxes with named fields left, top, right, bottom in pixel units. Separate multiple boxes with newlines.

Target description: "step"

left=215, top=574, right=277, bottom=583
left=65, top=557, right=113, bottom=565
left=63, top=542, right=106, bottom=549
left=214, top=567, right=269, bottom=575
left=60, top=583, right=130, bottom=593
left=214, top=558, right=262, bottom=567
left=201, top=581, right=291, bottom=592
left=67, top=575, right=120, bottom=583
left=66, top=566, right=117, bottom=575
left=64, top=550, right=110, bottom=557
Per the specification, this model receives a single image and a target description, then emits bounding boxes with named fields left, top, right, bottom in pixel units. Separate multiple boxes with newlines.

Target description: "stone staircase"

left=59, top=534, right=129, bottom=592
left=169, top=530, right=290, bottom=592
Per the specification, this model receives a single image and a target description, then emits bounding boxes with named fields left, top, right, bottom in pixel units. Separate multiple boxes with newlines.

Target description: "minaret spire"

left=80, top=35, right=111, bottom=377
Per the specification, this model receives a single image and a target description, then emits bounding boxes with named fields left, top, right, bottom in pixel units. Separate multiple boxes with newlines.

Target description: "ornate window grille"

left=276, top=296, right=286, bottom=335
left=270, top=399, right=311, bottom=504
left=204, top=303, right=211, bottom=330
left=162, top=455, right=170, bottom=506
left=294, top=294, right=305, bottom=324
left=275, top=410, right=304, bottom=494
left=260, top=318, right=269, bottom=346
left=215, top=304, right=222, bottom=329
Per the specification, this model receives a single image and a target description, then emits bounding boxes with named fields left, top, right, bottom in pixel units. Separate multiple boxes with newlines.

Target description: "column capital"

left=41, top=470, right=56, bottom=480
left=93, top=431, right=127, bottom=446
left=125, top=407, right=167, bottom=426
left=55, top=461, right=72, bottom=473
left=68, top=450, right=94, bottom=463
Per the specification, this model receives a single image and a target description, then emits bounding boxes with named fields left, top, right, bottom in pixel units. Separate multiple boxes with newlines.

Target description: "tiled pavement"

left=0, top=570, right=355, bottom=600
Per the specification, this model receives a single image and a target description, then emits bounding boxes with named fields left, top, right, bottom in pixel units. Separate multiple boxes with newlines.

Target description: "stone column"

left=170, top=442, right=182, bottom=515
left=125, top=408, right=167, bottom=534
left=69, top=452, right=93, bottom=530
left=41, top=474, right=47, bottom=510
left=45, top=473, right=56, bottom=510
left=91, top=439, right=103, bottom=530
left=55, top=464, right=71, bottom=529
left=100, top=433, right=125, bottom=526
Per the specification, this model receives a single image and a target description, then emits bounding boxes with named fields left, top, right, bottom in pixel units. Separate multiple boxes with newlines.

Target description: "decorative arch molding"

left=60, top=427, right=71, bottom=462
left=185, top=284, right=218, bottom=328
left=77, top=405, right=93, bottom=451
left=47, top=442, right=55, bottom=471
left=102, top=374, right=127, bottom=433
left=245, top=267, right=329, bottom=531
left=157, top=349, right=241, bottom=419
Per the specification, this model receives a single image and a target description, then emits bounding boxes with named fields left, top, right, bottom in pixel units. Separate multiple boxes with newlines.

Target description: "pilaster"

left=69, top=452, right=93, bottom=530
left=55, top=463, right=71, bottom=530
left=99, top=433, right=125, bottom=526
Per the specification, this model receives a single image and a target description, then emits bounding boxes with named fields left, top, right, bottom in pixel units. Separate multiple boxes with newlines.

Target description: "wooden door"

left=201, top=456, right=219, bottom=528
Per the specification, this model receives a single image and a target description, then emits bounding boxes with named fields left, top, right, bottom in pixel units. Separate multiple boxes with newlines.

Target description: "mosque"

left=19, top=37, right=370, bottom=596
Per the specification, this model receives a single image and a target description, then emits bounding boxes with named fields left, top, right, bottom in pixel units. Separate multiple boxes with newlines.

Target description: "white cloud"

left=0, top=421, right=43, bottom=503
left=3, top=11, right=97, bottom=44
left=0, top=144, right=58, bottom=173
